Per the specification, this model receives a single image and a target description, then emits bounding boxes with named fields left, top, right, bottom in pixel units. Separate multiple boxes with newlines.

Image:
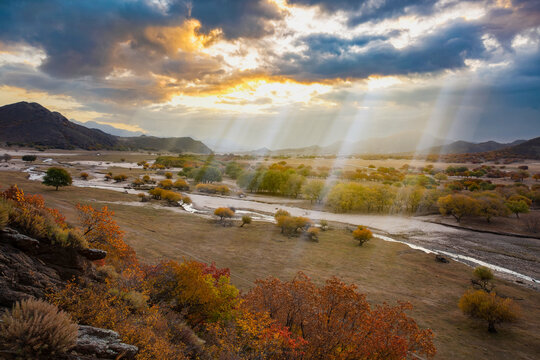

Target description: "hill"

left=0, top=102, right=212, bottom=153
left=493, top=136, right=540, bottom=159
left=424, top=139, right=526, bottom=154
left=0, top=102, right=117, bottom=150
left=118, top=135, right=212, bottom=154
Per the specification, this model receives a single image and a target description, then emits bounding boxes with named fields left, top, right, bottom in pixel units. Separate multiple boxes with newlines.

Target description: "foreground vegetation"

left=0, top=185, right=437, bottom=359
left=1, top=172, right=539, bottom=359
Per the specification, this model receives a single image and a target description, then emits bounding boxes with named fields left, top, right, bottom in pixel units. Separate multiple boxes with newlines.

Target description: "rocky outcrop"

left=0, top=227, right=99, bottom=309
left=70, top=326, right=138, bottom=359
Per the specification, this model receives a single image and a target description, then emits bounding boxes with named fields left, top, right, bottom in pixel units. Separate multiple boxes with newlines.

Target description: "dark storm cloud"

left=0, top=0, right=281, bottom=79
left=276, top=21, right=486, bottom=80
left=189, top=0, right=282, bottom=38
left=288, top=0, right=441, bottom=25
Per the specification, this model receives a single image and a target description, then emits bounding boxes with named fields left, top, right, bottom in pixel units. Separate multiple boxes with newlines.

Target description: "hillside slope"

left=0, top=101, right=212, bottom=153
left=0, top=102, right=117, bottom=150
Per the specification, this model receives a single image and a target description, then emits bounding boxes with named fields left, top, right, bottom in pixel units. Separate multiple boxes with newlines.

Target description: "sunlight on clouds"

left=168, top=78, right=334, bottom=113
left=144, top=19, right=222, bottom=54
left=0, top=44, right=45, bottom=68
left=366, top=76, right=402, bottom=90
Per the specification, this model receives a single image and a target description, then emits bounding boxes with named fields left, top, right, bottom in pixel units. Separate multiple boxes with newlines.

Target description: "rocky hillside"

left=0, top=227, right=138, bottom=359
left=0, top=101, right=212, bottom=154
left=0, top=102, right=117, bottom=150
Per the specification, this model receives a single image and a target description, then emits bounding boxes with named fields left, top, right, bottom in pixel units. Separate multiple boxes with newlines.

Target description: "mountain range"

left=0, top=101, right=538, bottom=158
left=0, top=102, right=212, bottom=154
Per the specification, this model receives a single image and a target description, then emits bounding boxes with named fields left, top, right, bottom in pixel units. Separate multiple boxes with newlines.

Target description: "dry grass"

left=0, top=298, right=78, bottom=356
left=1, top=171, right=540, bottom=359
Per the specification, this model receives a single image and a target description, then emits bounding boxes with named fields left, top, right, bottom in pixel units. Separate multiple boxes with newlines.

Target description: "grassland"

left=1, top=171, right=539, bottom=359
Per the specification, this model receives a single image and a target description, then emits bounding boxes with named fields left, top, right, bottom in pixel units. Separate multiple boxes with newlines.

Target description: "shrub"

left=472, top=266, right=494, bottom=292
left=159, top=179, right=173, bottom=189
left=161, top=190, right=182, bottom=205
left=80, top=172, right=89, bottom=180
left=0, top=298, right=78, bottom=357
left=104, top=173, right=113, bottom=181
left=113, top=174, right=128, bottom=182
left=240, top=215, right=252, bottom=227
left=22, top=155, right=37, bottom=162
left=181, top=195, right=192, bottom=205
left=173, top=179, right=190, bottom=191
left=142, top=174, right=152, bottom=183
left=306, top=227, right=320, bottom=241
left=214, top=207, right=235, bottom=222
left=149, top=188, right=163, bottom=200
left=43, top=167, right=72, bottom=190
left=459, top=290, right=520, bottom=333
left=195, top=183, right=229, bottom=195
left=319, top=219, right=329, bottom=231
left=274, top=209, right=290, bottom=218
left=51, top=228, right=88, bottom=249
left=276, top=215, right=312, bottom=236
left=132, top=178, right=144, bottom=187
left=352, top=225, right=373, bottom=246
left=9, top=208, right=49, bottom=239
left=165, top=172, right=173, bottom=179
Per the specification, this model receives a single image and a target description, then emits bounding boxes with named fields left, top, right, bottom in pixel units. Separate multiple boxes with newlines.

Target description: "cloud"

left=274, top=21, right=487, bottom=80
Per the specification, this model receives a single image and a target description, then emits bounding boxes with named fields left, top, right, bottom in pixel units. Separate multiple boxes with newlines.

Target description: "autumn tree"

left=43, top=167, right=72, bottom=190
left=76, top=204, right=137, bottom=269
left=474, top=192, right=509, bottom=223
left=437, top=194, right=479, bottom=222
left=244, top=273, right=436, bottom=359
left=459, top=290, right=519, bottom=333
left=145, top=260, right=239, bottom=326
left=214, top=207, right=234, bottom=223
left=165, top=172, right=173, bottom=179
left=80, top=172, right=89, bottom=180
left=352, top=225, right=373, bottom=246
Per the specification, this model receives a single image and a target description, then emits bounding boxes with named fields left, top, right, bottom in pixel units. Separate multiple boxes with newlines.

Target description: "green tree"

left=42, top=167, right=72, bottom=190
left=195, top=166, right=222, bottom=183
left=302, top=179, right=325, bottom=204
left=505, top=195, right=530, bottom=218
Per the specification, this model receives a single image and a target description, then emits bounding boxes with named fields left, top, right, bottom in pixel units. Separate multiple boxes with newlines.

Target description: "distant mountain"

left=0, top=102, right=212, bottom=154
left=258, top=131, right=449, bottom=156
left=0, top=102, right=117, bottom=150
left=71, top=120, right=144, bottom=137
left=492, top=137, right=540, bottom=159
left=117, top=136, right=212, bottom=154
left=424, top=139, right=527, bottom=154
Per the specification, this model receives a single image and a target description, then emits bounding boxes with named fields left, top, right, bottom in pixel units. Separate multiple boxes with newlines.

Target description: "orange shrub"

left=352, top=225, right=373, bottom=246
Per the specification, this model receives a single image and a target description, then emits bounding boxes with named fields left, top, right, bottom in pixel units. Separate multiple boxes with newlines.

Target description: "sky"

left=0, top=0, right=539, bottom=151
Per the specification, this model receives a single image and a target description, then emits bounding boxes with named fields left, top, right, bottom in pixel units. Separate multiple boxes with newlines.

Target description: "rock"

left=0, top=228, right=98, bottom=309
left=78, top=248, right=107, bottom=261
left=73, top=325, right=138, bottom=359
left=435, top=254, right=449, bottom=263
left=1, top=228, right=40, bottom=253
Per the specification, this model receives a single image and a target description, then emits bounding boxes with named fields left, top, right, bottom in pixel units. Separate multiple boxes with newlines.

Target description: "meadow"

left=1, top=171, right=539, bottom=359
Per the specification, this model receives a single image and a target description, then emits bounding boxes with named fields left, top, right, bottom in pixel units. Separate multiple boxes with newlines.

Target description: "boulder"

left=72, top=326, right=138, bottom=359
left=78, top=248, right=107, bottom=261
